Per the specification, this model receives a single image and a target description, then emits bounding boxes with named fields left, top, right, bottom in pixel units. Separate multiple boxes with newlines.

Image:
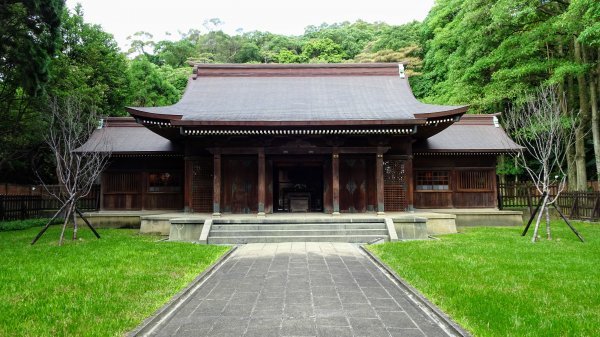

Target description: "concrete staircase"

left=205, top=218, right=392, bottom=244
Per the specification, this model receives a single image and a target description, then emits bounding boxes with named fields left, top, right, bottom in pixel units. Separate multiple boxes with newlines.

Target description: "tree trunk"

left=591, top=61, right=600, bottom=190
left=59, top=203, right=73, bottom=246
left=567, top=76, right=578, bottom=190
left=545, top=204, right=551, bottom=240
left=498, top=155, right=506, bottom=185
left=574, top=38, right=590, bottom=191
left=72, top=206, right=78, bottom=240
left=532, top=194, right=549, bottom=243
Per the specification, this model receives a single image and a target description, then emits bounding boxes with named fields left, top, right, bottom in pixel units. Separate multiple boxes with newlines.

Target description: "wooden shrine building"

left=79, top=63, right=520, bottom=215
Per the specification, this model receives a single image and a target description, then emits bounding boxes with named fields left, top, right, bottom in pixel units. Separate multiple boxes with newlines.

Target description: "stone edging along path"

left=359, top=246, right=471, bottom=337
left=128, top=243, right=471, bottom=337
left=127, top=246, right=238, bottom=337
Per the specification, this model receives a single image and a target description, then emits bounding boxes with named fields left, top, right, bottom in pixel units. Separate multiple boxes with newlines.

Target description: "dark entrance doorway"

left=274, top=162, right=323, bottom=212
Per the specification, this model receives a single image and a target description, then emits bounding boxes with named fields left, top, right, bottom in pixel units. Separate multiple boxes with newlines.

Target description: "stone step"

left=210, top=228, right=389, bottom=237
left=208, top=235, right=389, bottom=244
left=212, top=218, right=385, bottom=224
left=210, top=223, right=387, bottom=231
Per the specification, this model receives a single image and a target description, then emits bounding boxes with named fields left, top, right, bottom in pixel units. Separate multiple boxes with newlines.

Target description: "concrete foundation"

left=169, top=219, right=206, bottom=241
left=80, top=211, right=165, bottom=229
left=390, top=216, right=429, bottom=239
left=425, top=209, right=523, bottom=229
left=81, top=208, right=522, bottom=241
left=139, top=213, right=210, bottom=235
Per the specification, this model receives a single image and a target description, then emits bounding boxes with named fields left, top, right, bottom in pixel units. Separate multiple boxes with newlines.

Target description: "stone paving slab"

left=150, top=243, right=453, bottom=337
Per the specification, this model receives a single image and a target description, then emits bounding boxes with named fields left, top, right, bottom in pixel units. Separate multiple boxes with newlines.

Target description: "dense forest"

left=1, top=0, right=599, bottom=189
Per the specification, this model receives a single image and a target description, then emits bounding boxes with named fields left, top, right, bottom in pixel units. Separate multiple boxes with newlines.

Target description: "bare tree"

left=503, top=85, right=583, bottom=242
left=32, top=97, right=111, bottom=245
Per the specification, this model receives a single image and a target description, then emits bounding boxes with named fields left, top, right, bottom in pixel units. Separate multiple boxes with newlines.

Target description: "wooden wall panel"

left=144, top=193, right=183, bottom=210
left=367, top=156, right=377, bottom=211
left=192, top=158, right=213, bottom=213
left=415, top=192, right=453, bottom=208
left=221, top=156, right=258, bottom=213
left=339, top=156, right=371, bottom=213
left=383, top=159, right=407, bottom=211
left=323, top=159, right=333, bottom=213
left=102, top=157, right=185, bottom=211
left=453, top=192, right=496, bottom=208
left=413, top=155, right=499, bottom=209
left=102, top=172, right=142, bottom=210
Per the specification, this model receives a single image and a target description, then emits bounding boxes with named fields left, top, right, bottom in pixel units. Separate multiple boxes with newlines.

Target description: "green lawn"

left=368, top=222, right=600, bottom=337
left=0, top=226, right=229, bottom=337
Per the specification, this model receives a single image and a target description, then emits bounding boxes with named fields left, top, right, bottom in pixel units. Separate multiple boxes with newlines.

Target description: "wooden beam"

left=332, top=150, right=340, bottom=215
left=213, top=153, right=221, bottom=216
left=376, top=150, right=385, bottom=214
left=211, top=146, right=391, bottom=155
left=184, top=158, right=193, bottom=212
left=257, top=148, right=266, bottom=216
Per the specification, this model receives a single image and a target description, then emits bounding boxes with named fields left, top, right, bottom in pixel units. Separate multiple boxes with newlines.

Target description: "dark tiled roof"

left=75, top=118, right=180, bottom=154
left=414, top=115, right=522, bottom=153
left=77, top=116, right=520, bottom=154
left=127, top=63, right=467, bottom=123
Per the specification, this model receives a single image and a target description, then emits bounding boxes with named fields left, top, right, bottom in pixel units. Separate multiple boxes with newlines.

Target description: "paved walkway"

left=151, top=243, right=451, bottom=337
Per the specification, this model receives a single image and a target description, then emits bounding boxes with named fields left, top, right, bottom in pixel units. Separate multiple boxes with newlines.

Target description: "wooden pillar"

left=406, top=156, right=414, bottom=211
left=257, top=148, right=266, bottom=216
left=332, top=150, right=340, bottom=215
left=99, top=173, right=105, bottom=211
left=376, top=150, right=385, bottom=215
left=213, top=153, right=221, bottom=216
left=184, top=158, right=194, bottom=212
left=140, top=172, right=148, bottom=211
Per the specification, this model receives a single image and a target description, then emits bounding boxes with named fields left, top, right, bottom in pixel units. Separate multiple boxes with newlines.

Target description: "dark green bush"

left=0, top=218, right=60, bottom=232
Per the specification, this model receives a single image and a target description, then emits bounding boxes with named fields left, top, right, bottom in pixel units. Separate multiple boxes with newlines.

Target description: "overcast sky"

left=66, top=0, right=435, bottom=51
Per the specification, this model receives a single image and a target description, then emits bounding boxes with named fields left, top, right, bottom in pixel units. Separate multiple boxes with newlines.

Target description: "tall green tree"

left=48, top=5, right=130, bottom=116
left=0, top=0, right=64, bottom=181
left=300, top=38, right=347, bottom=63
left=127, top=57, right=180, bottom=107
left=416, top=0, right=600, bottom=189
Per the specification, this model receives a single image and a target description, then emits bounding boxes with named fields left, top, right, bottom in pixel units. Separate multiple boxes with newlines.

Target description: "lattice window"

left=148, top=171, right=182, bottom=193
left=416, top=171, right=450, bottom=190
left=192, top=159, right=213, bottom=213
left=103, top=172, right=141, bottom=193
left=457, top=170, right=493, bottom=191
left=384, top=159, right=407, bottom=211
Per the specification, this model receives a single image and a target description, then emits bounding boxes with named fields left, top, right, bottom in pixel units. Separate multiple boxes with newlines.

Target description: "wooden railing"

left=0, top=186, right=100, bottom=221
left=498, top=182, right=600, bottom=221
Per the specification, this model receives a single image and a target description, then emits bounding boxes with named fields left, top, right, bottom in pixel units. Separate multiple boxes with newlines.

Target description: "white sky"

left=66, top=0, right=435, bottom=51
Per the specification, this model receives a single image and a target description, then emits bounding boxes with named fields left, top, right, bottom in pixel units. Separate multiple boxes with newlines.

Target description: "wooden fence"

left=0, top=186, right=100, bottom=222
left=498, top=183, right=600, bottom=221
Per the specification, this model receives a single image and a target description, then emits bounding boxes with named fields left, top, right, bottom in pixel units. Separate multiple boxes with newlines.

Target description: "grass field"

left=0, top=226, right=229, bottom=337
left=368, top=222, right=600, bottom=337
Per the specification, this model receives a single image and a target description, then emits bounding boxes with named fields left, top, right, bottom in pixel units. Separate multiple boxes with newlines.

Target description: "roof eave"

left=170, top=119, right=427, bottom=127
left=126, top=108, right=183, bottom=121
left=414, top=148, right=522, bottom=154
left=413, top=106, right=470, bottom=119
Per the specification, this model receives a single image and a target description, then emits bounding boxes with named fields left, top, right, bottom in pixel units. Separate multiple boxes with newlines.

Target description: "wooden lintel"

left=212, top=146, right=391, bottom=155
